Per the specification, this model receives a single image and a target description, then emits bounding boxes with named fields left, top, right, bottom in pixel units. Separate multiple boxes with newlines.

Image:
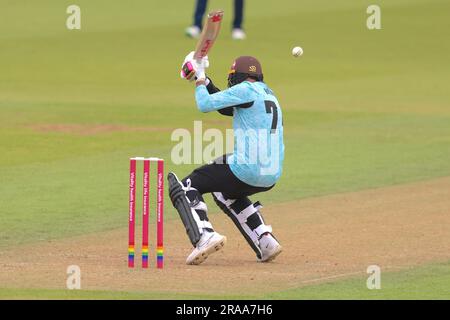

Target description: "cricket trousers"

left=181, top=155, right=275, bottom=258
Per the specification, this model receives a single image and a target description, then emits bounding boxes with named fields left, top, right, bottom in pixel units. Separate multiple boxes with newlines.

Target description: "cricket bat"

left=193, top=10, right=224, bottom=62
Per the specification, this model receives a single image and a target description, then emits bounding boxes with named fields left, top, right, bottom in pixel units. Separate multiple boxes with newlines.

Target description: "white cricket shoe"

left=186, top=231, right=227, bottom=265
left=231, top=28, right=246, bottom=40
left=258, top=233, right=282, bottom=262
left=185, top=26, right=201, bottom=39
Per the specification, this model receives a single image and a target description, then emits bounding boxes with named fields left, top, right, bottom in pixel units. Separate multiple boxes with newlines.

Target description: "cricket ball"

left=292, top=46, right=303, bottom=57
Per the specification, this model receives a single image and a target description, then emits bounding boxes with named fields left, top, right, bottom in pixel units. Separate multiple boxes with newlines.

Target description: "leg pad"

left=213, top=192, right=270, bottom=259
left=168, top=173, right=201, bottom=246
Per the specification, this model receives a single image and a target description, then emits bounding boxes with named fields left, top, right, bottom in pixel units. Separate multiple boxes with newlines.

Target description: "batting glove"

left=180, top=52, right=209, bottom=82
left=194, top=56, right=209, bottom=81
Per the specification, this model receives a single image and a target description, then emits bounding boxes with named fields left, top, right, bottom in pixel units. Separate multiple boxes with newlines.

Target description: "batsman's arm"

left=195, top=82, right=254, bottom=113
left=205, top=77, right=220, bottom=94
left=217, top=107, right=234, bottom=116
left=205, top=78, right=233, bottom=116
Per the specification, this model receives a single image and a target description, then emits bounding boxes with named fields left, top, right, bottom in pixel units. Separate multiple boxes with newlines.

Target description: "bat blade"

left=193, top=10, right=224, bottom=61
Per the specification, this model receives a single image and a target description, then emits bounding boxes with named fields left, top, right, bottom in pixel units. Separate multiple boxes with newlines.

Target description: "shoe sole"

left=259, top=245, right=283, bottom=263
left=187, top=236, right=227, bottom=265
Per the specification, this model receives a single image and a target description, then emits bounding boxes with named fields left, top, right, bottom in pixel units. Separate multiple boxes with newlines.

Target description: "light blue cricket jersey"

left=195, top=81, right=284, bottom=187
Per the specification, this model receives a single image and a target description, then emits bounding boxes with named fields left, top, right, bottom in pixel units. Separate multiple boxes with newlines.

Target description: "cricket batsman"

left=168, top=52, right=284, bottom=265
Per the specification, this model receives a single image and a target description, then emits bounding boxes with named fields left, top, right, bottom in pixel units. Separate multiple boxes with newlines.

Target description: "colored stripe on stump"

left=142, top=245, right=149, bottom=269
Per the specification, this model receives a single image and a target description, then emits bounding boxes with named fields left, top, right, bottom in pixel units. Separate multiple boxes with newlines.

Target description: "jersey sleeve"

left=195, top=82, right=255, bottom=113
left=217, top=107, right=234, bottom=116
left=205, top=77, right=221, bottom=94
left=205, top=78, right=233, bottom=116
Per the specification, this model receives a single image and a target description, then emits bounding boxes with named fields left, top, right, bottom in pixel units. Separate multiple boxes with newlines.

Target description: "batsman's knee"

left=212, top=192, right=273, bottom=259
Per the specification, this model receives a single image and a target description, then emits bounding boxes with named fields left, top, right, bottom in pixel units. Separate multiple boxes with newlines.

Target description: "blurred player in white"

left=185, top=0, right=246, bottom=40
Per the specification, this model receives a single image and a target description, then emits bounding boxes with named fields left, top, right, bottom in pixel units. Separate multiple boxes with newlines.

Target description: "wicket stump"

left=128, top=157, right=164, bottom=269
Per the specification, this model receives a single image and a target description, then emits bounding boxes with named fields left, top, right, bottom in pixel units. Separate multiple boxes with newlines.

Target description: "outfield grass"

left=267, top=262, right=450, bottom=300
left=1, top=261, right=448, bottom=299
left=0, top=0, right=449, bottom=298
